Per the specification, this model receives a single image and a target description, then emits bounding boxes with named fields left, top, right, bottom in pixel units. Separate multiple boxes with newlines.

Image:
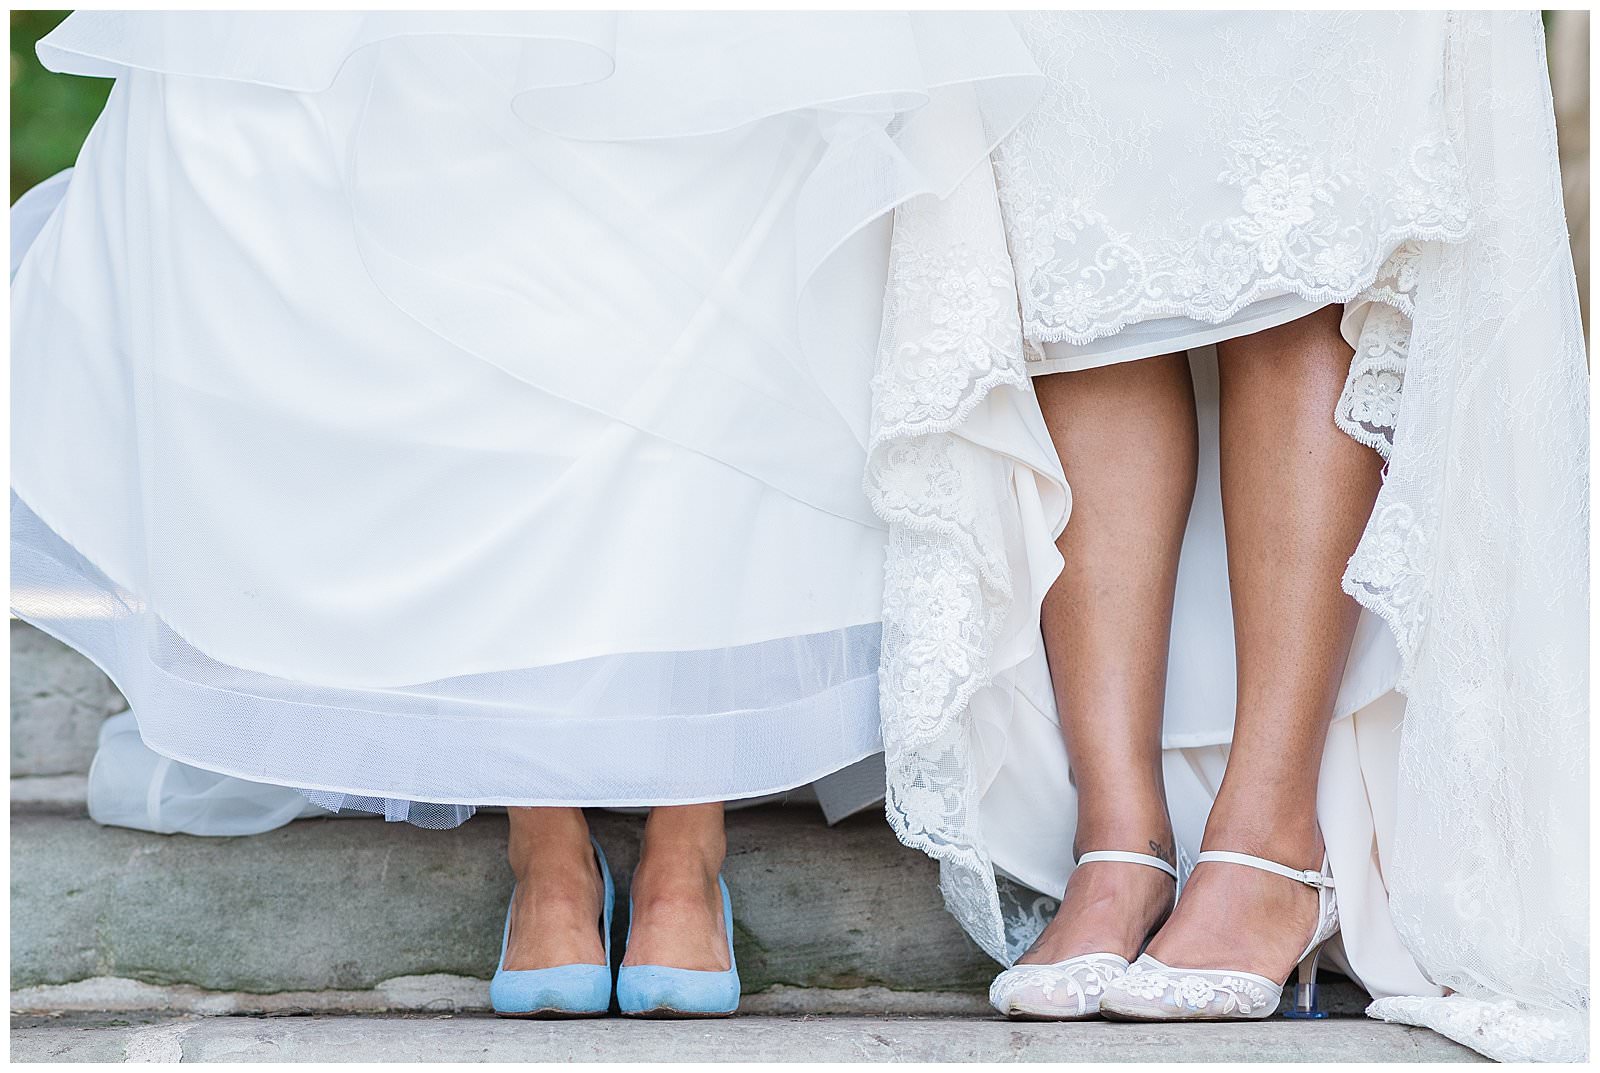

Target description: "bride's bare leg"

left=504, top=806, right=607, bottom=969
left=622, top=802, right=731, bottom=971
left=1020, top=354, right=1197, bottom=965
left=1145, top=304, right=1381, bottom=979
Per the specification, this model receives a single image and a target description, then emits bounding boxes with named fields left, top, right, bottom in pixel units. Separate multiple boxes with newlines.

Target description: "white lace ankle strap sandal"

left=988, top=851, right=1178, bottom=1021
left=1098, top=849, right=1339, bottom=1023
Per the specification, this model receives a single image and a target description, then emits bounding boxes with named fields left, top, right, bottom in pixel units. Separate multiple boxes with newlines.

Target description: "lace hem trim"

left=1368, top=995, right=1590, bottom=1063
left=1016, top=223, right=1464, bottom=355
left=868, top=164, right=1038, bottom=962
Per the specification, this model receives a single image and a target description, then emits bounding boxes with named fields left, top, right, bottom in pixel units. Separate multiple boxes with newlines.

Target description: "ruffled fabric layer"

left=12, top=12, right=1044, bottom=813
left=17, top=492, right=884, bottom=810
left=34, top=12, right=1043, bottom=530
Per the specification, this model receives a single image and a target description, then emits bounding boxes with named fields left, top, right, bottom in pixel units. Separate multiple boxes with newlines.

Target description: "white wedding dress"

left=10, top=12, right=1041, bottom=821
left=870, top=12, right=1587, bottom=1063
left=12, top=12, right=1586, bottom=1062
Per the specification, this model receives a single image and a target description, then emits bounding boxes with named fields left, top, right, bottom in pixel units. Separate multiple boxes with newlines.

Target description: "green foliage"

left=11, top=10, right=110, bottom=202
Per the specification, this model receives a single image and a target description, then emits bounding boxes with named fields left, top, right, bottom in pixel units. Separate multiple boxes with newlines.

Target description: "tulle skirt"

left=10, top=12, right=1043, bottom=818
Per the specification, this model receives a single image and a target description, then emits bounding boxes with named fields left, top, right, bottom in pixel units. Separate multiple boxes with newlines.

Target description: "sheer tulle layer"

left=16, top=495, right=883, bottom=808
left=87, top=711, right=329, bottom=835
left=83, top=705, right=887, bottom=835
left=11, top=13, right=1041, bottom=812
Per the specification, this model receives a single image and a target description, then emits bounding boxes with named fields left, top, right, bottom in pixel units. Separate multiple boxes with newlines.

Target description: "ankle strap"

left=1076, top=850, right=1178, bottom=880
left=1196, top=850, right=1331, bottom=889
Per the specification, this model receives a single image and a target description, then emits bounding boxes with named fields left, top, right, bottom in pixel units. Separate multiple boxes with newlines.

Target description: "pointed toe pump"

left=1098, top=849, right=1339, bottom=1022
left=988, top=850, right=1179, bottom=1020
left=617, top=875, right=740, bottom=1018
left=490, top=839, right=615, bottom=1018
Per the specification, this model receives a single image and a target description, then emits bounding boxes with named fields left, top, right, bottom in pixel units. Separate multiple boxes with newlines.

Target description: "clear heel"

left=1282, top=943, right=1328, bottom=1020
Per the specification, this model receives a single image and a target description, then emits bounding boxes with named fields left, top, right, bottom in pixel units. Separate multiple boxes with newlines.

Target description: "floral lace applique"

left=869, top=160, right=1031, bottom=963
left=989, top=954, right=1125, bottom=1017
left=993, top=12, right=1471, bottom=349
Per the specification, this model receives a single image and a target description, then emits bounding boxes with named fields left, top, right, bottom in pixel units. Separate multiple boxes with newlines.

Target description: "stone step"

left=11, top=808, right=998, bottom=999
left=11, top=808, right=1374, bottom=1018
left=10, top=773, right=89, bottom=814
left=9, top=622, right=125, bottom=778
left=10, top=1012, right=1486, bottom=1063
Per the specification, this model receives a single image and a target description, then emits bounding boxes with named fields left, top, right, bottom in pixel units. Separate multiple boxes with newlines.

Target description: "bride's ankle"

left=632, top=845, right=722, bottom=901
left=1019, top=840, right=1176, bottom=964
left=1199, top=809, right=1322, bottom=868
left=507, top=807, right=598, bottom=887
left=1072, top=819, right=1176, bottom=867
left=638, top=804, right=726, bottom=880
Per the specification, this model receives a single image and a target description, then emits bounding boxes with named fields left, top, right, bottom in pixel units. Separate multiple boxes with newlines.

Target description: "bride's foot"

left=504, top=807, right=608, bottom=970
left=1142, top=817, right=1324, bottom=984
left=990, top=833, right=1177, bottom=1020
left=1016, top=836, right=1177, bottom=967
left=622, top=803, right=730, bottom=971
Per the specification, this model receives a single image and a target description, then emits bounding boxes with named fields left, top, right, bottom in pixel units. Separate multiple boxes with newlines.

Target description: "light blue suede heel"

left=617, top=875, right=740, bottom=1018
left=490, top=839, right=615, bottom=1018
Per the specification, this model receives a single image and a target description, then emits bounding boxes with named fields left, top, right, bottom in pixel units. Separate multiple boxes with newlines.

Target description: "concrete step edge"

left=11, top=974, right=1373, bottom=1020
left=12, top=811, right=1380, bottom=1015
left=11, top=774, right=88, bottom=815
left=9, top=1013, right=1490, bottom=1063
left=11, top=976, right=991, bottom=1018
left=12, top=810, right=1003, bottom=995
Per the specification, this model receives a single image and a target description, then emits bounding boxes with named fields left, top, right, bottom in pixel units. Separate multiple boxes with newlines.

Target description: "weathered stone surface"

left=12, top=1015, right=146, bottom=1063
left=8, top=976, right=997, bottom=1018
left=10, top=972, right=1373, bottom=1020
left=9, top=1013, right=1487, bottom=1063
left=9, top=622, right=123, bottom=777
left=10, top=808, right=995, bottom=995
left=10, top=774, right=90, bottom=816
